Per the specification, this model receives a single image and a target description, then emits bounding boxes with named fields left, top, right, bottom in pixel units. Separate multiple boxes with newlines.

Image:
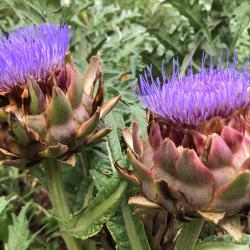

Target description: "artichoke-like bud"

left=117, top=52, right=250, bottom=234
left=0, top=24, right=120, bottom=167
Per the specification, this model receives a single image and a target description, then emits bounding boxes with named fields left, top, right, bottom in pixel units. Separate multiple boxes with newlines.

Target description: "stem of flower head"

left=174, top=219, right=204, bottom=250
left=43, top=159, right=80, bottom=250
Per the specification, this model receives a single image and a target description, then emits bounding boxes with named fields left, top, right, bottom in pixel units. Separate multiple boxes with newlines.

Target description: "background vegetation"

left=0, top=0, right=250, bottom=249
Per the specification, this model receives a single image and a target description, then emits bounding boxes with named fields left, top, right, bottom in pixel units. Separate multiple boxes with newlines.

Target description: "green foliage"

left=0, top=195, right=17, bottom=216
left=175, top=219, right=204, bottom=250
left=195, top=242, right=249, bottom=250
left=1, top=0, right=250, bottom=249
left=66, top=175, right=127, bottom=240
left=230, top=1, right=250, bottom=62
left=195, top=234, right=250, bottom=250
left=107, top=199, right=150, bottom=250
left=4, top=202, right=35, bottom=250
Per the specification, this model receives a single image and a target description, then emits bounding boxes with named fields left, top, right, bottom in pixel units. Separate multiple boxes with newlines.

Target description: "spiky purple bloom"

left=0, top=24, right=70, bottom=92
left=133, top=53, right=250, bottom=127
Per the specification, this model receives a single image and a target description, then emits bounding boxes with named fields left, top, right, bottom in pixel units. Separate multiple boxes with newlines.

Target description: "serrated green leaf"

left=0, top=195, right=17, bottom=216
left=162, top=0, right=211, bottom=41
left=195, top=234, right=250, bottom=250
left=4, top=202, right=35, bottom=250
left=105, top=111, right=126, bottom=165
left=194, top=242, right=250, bottom=250
left=90, top=168, right=111, bottom=191
left=195, top=242, right=250, bottom=250
left=107, top=199, right=150, bottom=250
left=130, top=104, right=147, bottom=137
left=82, top=143, right=114, bottom=190
left=199, top=234, right=250, bottom=245
left=66, top=175, right=127, bottom=240
left=175, top=219, right=204, bottom=250
left=107, top=209, right=132, bottom=250
left=148, top=29, right=183, bottom=55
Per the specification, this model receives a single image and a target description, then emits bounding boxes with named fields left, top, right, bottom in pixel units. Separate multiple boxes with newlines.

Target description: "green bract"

left=0, top=56, right=120, bottom=168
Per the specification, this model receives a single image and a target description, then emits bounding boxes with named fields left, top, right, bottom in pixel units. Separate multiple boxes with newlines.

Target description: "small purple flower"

left=133, top=52, right=250, bottom=127
left=0, top=24, right=70, bottom=92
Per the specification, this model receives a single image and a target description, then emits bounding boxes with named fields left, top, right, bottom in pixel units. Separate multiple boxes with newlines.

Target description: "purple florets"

left=133, top=52, right=250, bottom=127
left=0, top=24, right=70, bottom=92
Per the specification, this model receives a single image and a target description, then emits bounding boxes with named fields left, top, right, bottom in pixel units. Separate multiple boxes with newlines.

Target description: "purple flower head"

left=0, top=23, right=70, bottom=92
left=133, top=52, right=250, bottom=128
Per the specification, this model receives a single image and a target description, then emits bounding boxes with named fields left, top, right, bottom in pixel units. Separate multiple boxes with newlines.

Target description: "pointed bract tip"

left=114, top=161, right=140, bottom=186
left=128, top=196, right=162, bottom=209
left=76, top=107, right=100, bottom=139
left=100, top=95, right=121, bottom=119
left=82, top=56, right=101, bottom=97
left=127, top=148, right=152, bottom=179
left=28, top=77, right=46, bottom=115
left=47, top=87, right=73, bottom=125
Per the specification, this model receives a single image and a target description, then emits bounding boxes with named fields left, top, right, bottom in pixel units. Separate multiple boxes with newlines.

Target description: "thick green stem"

left=174, top=219, right=204, bottom=250
left=43, top=159, right=80, bottom=250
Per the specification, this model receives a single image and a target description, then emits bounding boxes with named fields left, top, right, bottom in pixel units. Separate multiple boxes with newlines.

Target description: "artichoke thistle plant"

left=117, top=52, right=250, bottom=242
left=0, top=24, right=120, bottom=167
left=0, top=23, right=120, bottom=250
